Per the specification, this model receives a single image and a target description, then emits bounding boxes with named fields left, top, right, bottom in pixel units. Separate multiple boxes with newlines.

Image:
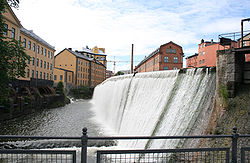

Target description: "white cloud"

left=13, top=0, right=250, bottom=71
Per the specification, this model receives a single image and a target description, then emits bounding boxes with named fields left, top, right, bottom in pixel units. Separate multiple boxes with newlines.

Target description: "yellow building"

left=80, top=46, right=107, bottom=67
left=54, top=48, right=106, bottom=88
left=2, top=5, right=55, bottom=81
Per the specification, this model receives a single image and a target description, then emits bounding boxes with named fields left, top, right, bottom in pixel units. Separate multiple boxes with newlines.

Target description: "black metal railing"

left=0, top=127, right=249, bottom=163
left=0, top=149, right=76, bottom=163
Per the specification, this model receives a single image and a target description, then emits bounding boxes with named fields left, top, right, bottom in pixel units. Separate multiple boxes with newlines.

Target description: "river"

left=0, top=100, right=104, bottom=137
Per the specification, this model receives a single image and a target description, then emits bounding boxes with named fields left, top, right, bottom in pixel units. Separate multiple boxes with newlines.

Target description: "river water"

left=0, top=100, right=114, bottom=162
left=0, top=100, right=104, bottom=137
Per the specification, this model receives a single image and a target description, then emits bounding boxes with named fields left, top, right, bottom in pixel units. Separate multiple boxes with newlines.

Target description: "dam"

left=91, top=68, right=216, bottom=149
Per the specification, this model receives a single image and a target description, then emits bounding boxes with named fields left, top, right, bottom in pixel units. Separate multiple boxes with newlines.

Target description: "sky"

left=13, top=0, right=250, bottom=72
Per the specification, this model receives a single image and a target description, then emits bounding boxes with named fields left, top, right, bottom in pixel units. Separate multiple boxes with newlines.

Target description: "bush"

left=69, top=85, right=93, bottom=99
left=56, top=81, right=65, bottom=95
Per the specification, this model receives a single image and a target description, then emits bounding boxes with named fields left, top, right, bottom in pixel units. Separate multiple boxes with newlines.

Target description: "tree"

left=0, top=0, right=30, bottom=104
left=115, top=71, right=125, bottom=76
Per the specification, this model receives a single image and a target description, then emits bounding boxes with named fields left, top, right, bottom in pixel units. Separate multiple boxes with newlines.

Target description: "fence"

left=0, top=127, right=249, bottom=163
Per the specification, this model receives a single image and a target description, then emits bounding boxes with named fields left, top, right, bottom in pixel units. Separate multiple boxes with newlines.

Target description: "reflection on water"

left=0, top=100, right=104, bottom=137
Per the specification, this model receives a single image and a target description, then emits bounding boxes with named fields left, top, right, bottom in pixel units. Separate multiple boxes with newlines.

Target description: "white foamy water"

left=91, top=68, right=215, bottom=149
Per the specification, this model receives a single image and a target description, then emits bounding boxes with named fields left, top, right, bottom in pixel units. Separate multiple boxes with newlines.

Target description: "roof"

left=136, top=41, right=182, bottom=68
left=186, top=53, right=198, bottom=59
left=20, top=27, right=55, bottom=50
left=54, top=67, right=74, bottom=73
left=56, top=48, right=106, bottom=68
left=78, top=47, right=107, bottom=56
left=136, top=48, right=160, bottom=68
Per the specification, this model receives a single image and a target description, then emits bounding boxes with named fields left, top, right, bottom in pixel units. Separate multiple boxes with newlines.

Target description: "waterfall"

left=91, top=68, right=216, bottom=149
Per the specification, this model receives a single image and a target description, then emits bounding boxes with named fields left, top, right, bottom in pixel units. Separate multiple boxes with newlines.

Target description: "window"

left=164, top=56, right=169, bottom=63
left=54, top=75, right=57, bottom=80
left=36, top=71, right=38, bottom=78
left=48, top=50, right=50, bottom=58
left=166, top=49, right=169, bottom=53
left=33, top=43, right=36, bottom=51
left=173, top=67, right=178, bottom=70
left=50, top=63, right=52, bottom=70
left=51, top=52, right=53, bottom=59
left=203, top=51, right=205, bottom=55
left=44, top=61, right=46, bottom=69
left=32, top=57, right=35, bottom=65
left=43, top=72, right=45, bottom=79
left=37, top=58, right=39, bottom=66
left=47, top=73, right=49, bottom=80
left=69, top=75, right=71, bottom=81
left=173, top=49, right=176, bottom=53
left=203, top=59, right=205, bottom=63
left=41, top=47, right=43, bottom=55
left=23, top=38, right=26, bottom=47
left=47, top=63, right=49, bottom=70
left=199, top=52, right=201, bottom=55
left=27, top=69, right=30, bottom=78
left=174, top=57, right=178, bottom=63
left=3, top=24, right=8, bottom=35
left=28, top=41, right=31, bottom=49
left=40, top=72, right=42, bottom=79
left=11, top=28, right=15, bottom=39
left=40, top=60, right=43, bottom=68
left=60, top=75, right=63, bottom=81
left=37, top=45, right=40, bottom=54
left=164, top=66, right=168, bottom=70
left=32, top=70, right=34, bottom=78
left=45, top=49, right=47, bottom=56
left=50, top=74, right=52, bottom=80
left=199, top=60, right=201, bottom=64
left=27, top=58, right=30, bottom=65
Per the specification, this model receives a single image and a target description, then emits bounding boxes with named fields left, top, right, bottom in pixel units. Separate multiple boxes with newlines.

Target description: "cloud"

left=13, top=0, right=250, bottom=71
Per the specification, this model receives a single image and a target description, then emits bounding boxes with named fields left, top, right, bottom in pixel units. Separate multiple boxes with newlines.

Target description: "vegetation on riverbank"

left=202, top=84, right=250, bottom=148
left=68, top=85, right=93, bottom=99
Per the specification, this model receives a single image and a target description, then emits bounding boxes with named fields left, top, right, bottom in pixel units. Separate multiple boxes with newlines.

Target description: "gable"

left=2, top=6, right=22, bottom=27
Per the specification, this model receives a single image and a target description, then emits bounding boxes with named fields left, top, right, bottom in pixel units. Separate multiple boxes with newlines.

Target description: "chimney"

left=68, top=48, right=72, bottom=51
left=201, top=39, right=204, bottom=43
left=211, top=39, right=213, bottom=43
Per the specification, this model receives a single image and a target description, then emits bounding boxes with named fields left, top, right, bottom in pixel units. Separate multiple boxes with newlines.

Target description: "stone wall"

left=216, top=49, right=245, bottom=98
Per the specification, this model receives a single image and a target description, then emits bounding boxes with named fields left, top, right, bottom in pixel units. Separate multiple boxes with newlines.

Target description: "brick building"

left=186, top=39, right=236, bottom=68
left=135, top=41, right=184, bottom=72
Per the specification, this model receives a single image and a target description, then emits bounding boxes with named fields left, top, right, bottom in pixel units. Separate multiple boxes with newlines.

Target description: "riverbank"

left=0, top=88, right=70, bottom=122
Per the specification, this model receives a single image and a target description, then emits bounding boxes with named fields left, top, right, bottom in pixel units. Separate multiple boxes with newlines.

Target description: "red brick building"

left=135, top=41, right=184, bottom=72
left=186, top=39, right=236, bottom=68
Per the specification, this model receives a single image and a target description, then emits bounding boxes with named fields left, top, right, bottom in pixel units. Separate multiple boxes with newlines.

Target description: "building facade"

left=186, top=39, right=235, bottom=68
left=135, top=41, right=183, bottom=72
left=2, top=5, right=55, bottom=81
left=106, top=70, right=114, bottom=79
left=54, top=48, right=106, bottom=87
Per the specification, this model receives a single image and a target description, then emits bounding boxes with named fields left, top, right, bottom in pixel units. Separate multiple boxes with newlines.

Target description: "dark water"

left=0, top=100, right=114, bottom=149
left=0, top=100, right=103, bottom=136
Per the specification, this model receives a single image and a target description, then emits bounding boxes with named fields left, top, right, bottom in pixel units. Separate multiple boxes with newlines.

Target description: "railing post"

left=81, top=127, right=88, bottom=163
left=232, top=126, right=239, bottom=163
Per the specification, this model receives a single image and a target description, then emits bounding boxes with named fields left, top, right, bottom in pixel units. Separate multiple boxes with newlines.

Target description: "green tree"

left=55, top=81, right=65, bottom=95
left=115, top=71, right=124, bottom=76
left=0, top=0, right=30, bottom=104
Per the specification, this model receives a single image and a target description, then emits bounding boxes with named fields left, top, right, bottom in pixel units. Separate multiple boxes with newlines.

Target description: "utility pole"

left=131, top=44, right=134, bottom=74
